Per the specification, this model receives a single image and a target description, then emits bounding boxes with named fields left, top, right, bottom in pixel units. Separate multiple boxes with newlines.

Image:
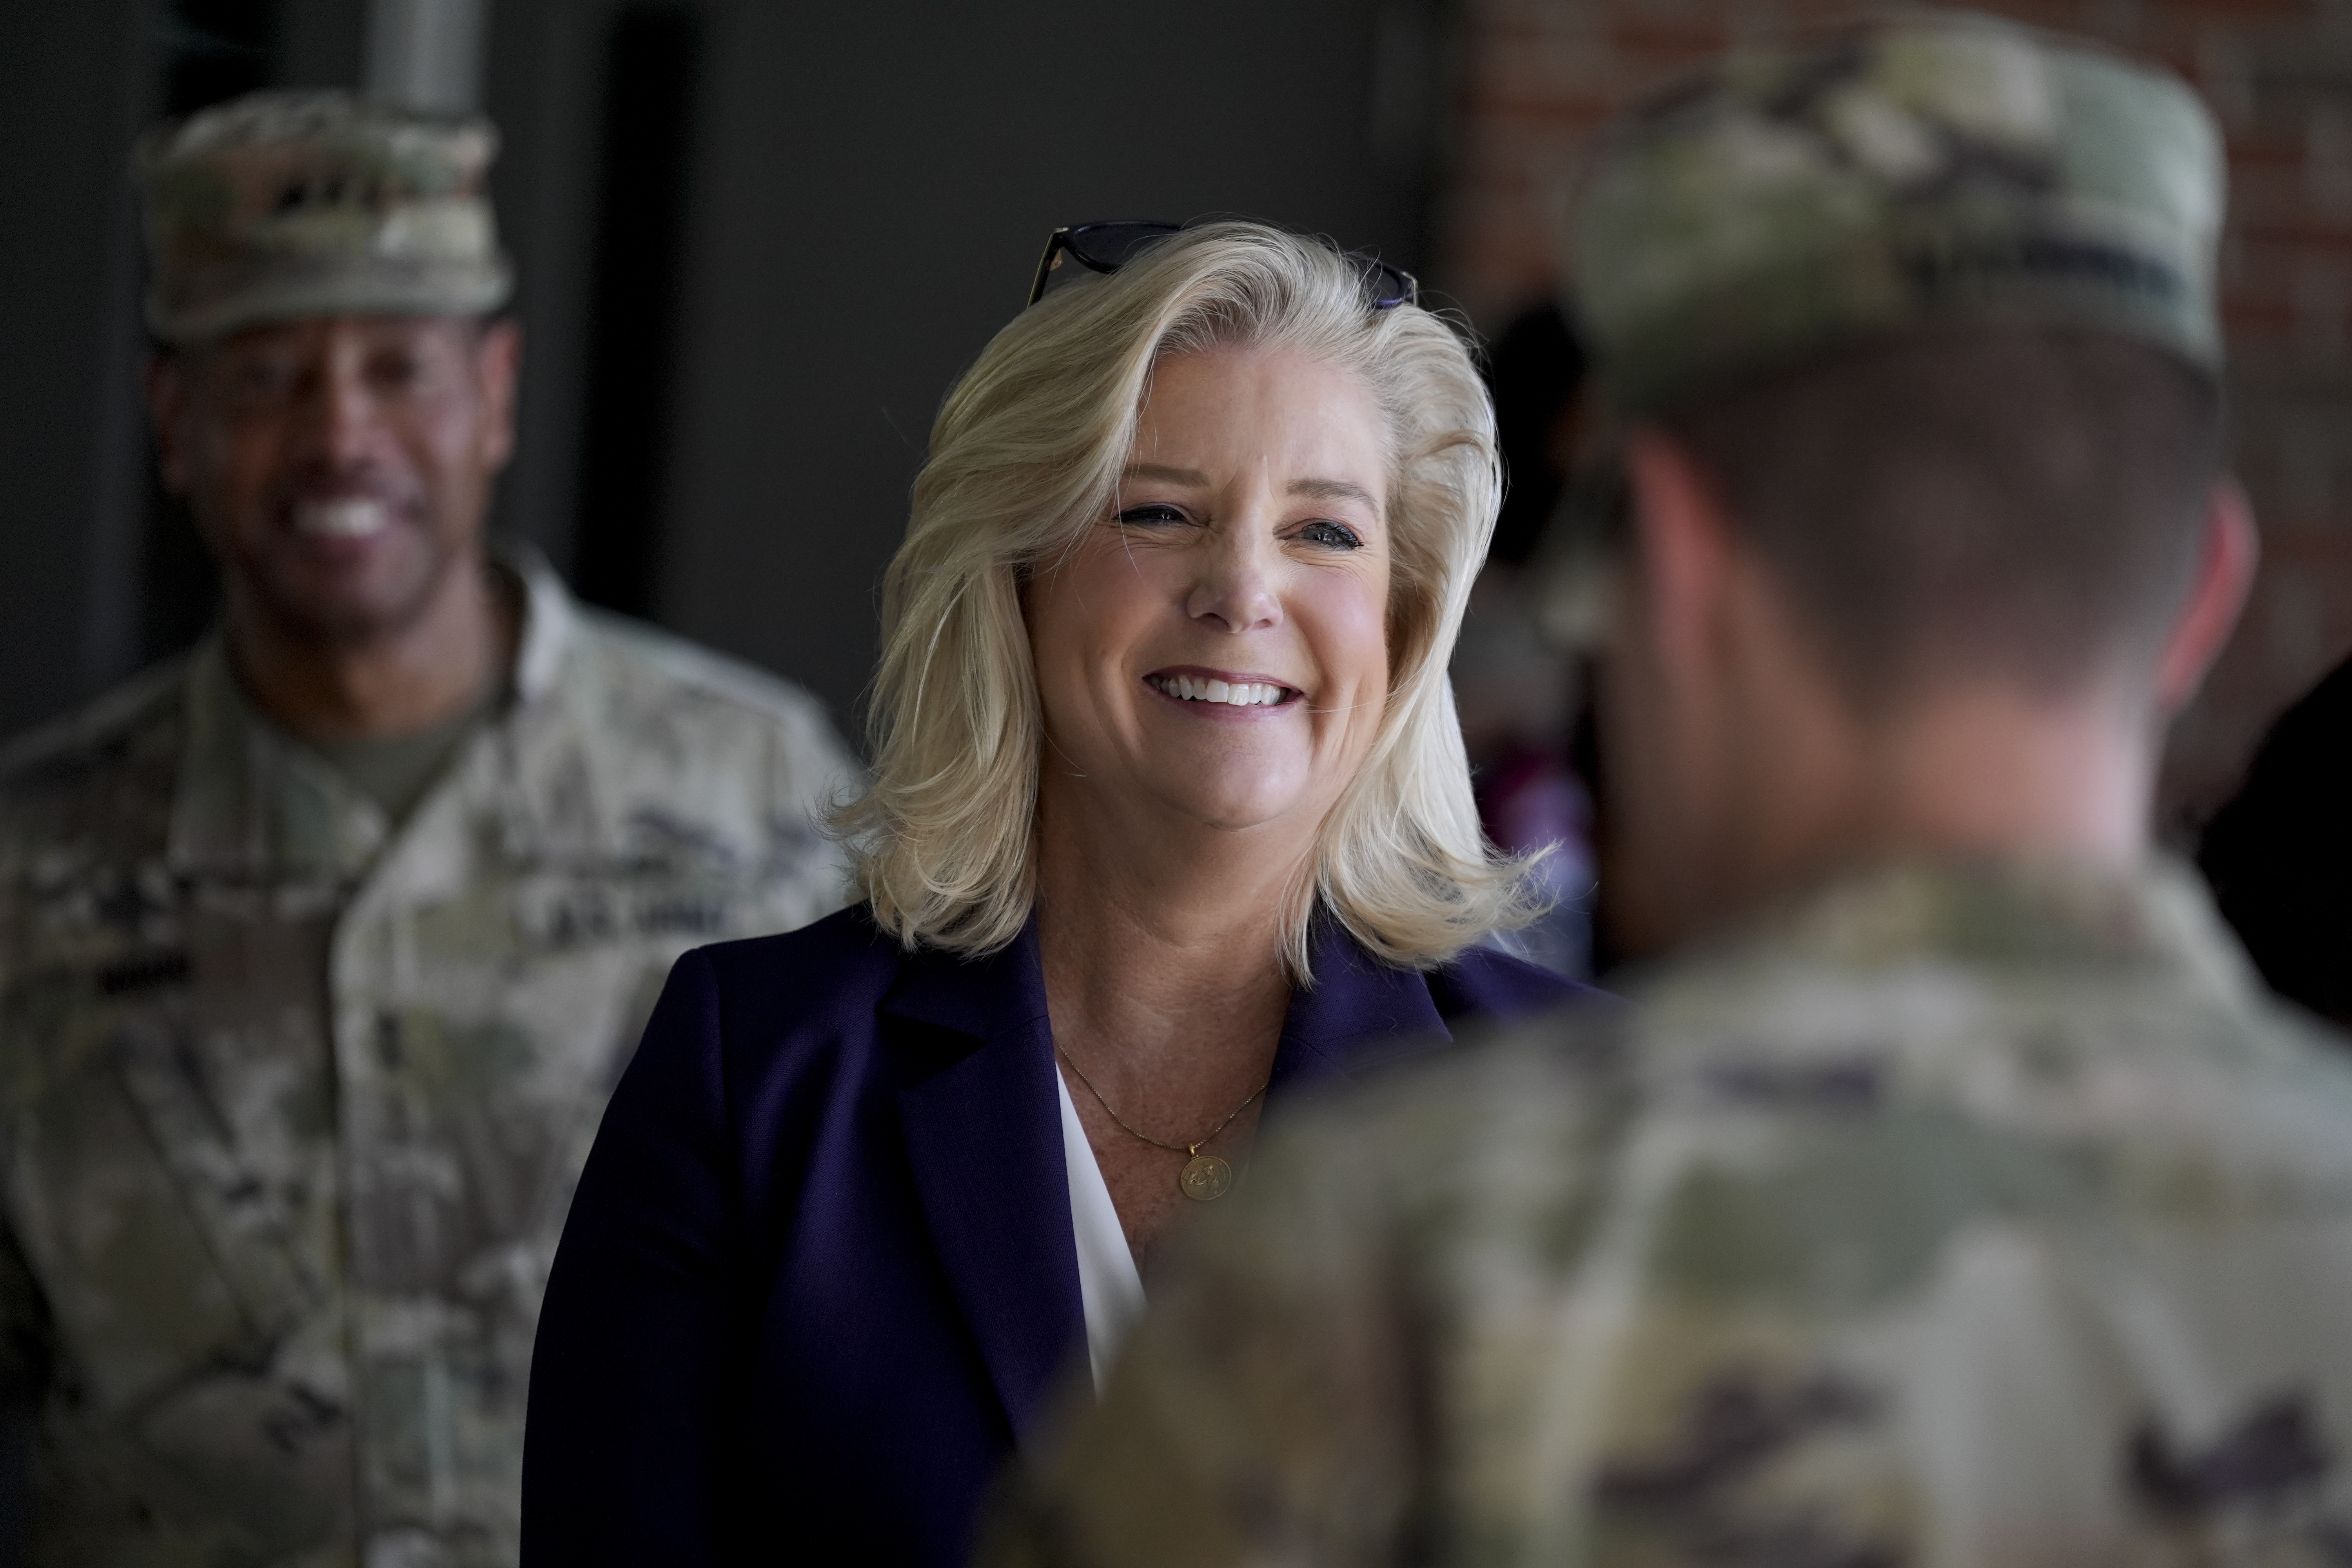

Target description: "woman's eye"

left=1114, top=504, right=1190, bottom=528
left=1296, top=519, right=1365, bottom=550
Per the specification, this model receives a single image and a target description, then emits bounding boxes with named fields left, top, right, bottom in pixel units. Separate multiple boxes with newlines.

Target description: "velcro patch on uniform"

left=95, top=951, right=192, bottom=996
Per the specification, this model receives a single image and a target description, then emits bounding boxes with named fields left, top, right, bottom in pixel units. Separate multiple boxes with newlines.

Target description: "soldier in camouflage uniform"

left=0, top=93, right=855, bottom=1566
left=984, top=16, right=2352, bottom=1566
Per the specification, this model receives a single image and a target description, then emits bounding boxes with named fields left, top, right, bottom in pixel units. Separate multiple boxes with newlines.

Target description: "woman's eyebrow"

left=1123, top=463, right=1210, bottom=486
left=1289, top=477, right=1379, bottom=510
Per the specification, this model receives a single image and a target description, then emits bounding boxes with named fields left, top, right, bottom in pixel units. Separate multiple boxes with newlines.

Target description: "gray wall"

left=642, top=0, right=1449, bottom=732
left=0, top=0, right=1452, bottom=744
left=0, top=0, right=153, bottom=740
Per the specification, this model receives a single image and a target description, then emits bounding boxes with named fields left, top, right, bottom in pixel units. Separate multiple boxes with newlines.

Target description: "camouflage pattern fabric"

left=1570, top=12, right=2225, bottom=418
left=137, top=92, right=512, bottom=344
left=991, top=860, right=2352, bottom=1567
left=0, top=551, right=854, bottom=1567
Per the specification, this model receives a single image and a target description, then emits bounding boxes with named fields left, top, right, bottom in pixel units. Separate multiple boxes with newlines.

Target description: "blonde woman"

left=521, top=222, right=1593, bottom=1567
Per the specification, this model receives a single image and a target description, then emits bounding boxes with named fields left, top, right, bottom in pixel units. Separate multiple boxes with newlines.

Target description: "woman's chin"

left=1147, top=780, right=1330, bottom=837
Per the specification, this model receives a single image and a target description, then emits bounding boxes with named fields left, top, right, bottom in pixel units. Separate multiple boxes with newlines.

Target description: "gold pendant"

left=1179, top=1149, right=1233, bottom=1202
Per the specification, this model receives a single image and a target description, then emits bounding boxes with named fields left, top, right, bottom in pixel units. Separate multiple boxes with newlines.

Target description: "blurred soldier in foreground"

left=0, top=93, right=853, bottom=1564
left=983, top=17, right=2352, bottom=1566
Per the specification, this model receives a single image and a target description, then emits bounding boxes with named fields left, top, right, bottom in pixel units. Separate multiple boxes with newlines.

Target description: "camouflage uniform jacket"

left=996, top=860, right=2352, bottom=1568
left=0, top=553, right=855, bottom=1568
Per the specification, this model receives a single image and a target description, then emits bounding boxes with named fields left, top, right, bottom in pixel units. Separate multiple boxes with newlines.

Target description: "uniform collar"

left=165, top=541, right=580, bottom=880
left=506, top=540, right=577, bottom=705
left=1645, top=855, right=2261, bottom=1010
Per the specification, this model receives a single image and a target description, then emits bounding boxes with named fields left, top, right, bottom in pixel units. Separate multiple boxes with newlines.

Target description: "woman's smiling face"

left=1024, top=342, right=1394, bottom=840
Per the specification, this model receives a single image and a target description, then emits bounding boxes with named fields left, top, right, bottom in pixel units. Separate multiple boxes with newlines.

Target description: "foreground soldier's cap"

left=136, top=90, right=512, bottom=344
left=1568, top=11, right=2226, bottom=420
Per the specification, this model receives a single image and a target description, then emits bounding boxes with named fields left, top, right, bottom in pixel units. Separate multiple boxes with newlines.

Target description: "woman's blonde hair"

left=833, top=222, right=1542, bottom=979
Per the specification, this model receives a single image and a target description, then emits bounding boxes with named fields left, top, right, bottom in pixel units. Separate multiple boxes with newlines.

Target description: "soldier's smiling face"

left=151, top=313, right=519, bottom=644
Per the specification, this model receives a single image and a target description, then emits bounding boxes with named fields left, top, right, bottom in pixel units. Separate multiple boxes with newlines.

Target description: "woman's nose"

left=1184, top=526, right=1283, bottom=633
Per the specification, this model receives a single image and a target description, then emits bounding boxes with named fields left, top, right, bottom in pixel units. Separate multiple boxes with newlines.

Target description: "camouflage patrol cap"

left=136, top=91, right=513, bottom=344
left=1569, top=12, right=2225, bottom=420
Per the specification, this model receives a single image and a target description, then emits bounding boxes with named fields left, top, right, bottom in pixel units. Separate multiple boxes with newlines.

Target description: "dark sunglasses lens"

left=1064, top=221, right=1183, bottom=273
left=1361, top=260, right=1417, bottom=309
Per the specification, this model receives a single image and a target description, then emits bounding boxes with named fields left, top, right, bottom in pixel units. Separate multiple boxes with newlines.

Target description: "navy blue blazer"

left=521, top=905, right=1586, bottom=1567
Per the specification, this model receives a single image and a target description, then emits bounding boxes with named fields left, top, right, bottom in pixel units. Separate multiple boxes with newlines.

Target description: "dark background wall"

left=0, top=0, right=1456, bottom=747
left=639, top=0, right=1452, bottom=722
left=0, top=0, right=155, bottom=745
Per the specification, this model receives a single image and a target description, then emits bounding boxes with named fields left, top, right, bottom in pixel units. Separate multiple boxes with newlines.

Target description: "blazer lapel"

left=1268, top=915, right=1454, bottom=1096
left=886, top=924, right=1083, bottom=1445
left=882, top=913, right=1452, bottom=1438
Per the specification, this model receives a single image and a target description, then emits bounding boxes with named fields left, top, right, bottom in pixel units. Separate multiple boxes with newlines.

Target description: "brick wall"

left=1439, top=0, right=2352, bottom=826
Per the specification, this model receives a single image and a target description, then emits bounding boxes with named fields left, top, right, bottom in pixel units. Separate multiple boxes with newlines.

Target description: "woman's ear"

left=2153, top=479, right=2259, bottom=714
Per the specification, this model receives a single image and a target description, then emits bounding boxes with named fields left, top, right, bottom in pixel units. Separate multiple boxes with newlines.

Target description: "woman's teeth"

left=1150, top=674, right=1290, bottom=707
left=294, top=498, right=390, bottom=539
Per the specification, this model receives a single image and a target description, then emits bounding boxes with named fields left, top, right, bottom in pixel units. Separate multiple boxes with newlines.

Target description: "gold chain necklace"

left=1056, top=1044, right=1267, bottom=1202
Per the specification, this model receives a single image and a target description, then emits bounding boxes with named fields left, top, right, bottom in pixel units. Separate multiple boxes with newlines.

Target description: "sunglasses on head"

left=1026, top=220, right=1420, bottom=310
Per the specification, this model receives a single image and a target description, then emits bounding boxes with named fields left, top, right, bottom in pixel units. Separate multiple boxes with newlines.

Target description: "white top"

left=1056, top=1069, right=1147, bottom=1394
